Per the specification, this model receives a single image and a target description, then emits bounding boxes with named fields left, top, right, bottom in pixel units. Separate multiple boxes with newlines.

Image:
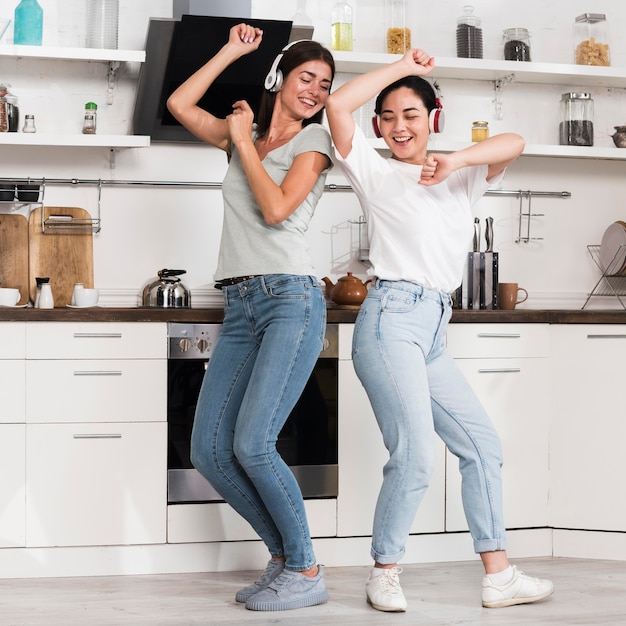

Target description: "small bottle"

left=71, top=283, right=84, bottom=306
left=503, top=28, right=531, bottom=62
left=472, top=121, right=489, bottom=142
left=574, top=13, right=610, bottom=66
left=82, top=102, right=97, bottom=134
left=386, top=0, right=410, bottom=54
left=35, top=276, right=50, bottom=308
left=22, top=114, right=36, bottom=133
left=13, top=0, right=43, bottom=46
left=331, top=1, right=353, bottom=52
left=456, top=5, right=483, bottom=59
left=559, top=92, right=594, bottom=147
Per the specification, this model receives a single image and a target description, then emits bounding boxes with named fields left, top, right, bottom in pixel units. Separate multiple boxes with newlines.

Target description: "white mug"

left=0, top=287, right=20, bottom=306
left=74, top=288, right=99, bottom=307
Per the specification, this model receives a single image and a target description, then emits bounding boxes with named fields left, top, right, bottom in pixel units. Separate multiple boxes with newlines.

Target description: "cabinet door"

left=26, top=359, right=166, bottom=423
left=26, top=422, right=167, bottom=547
left=0, top=424, right=25, bottom=547
left=551, top=325, right=626, bottom=532
left=445, top=357, right=551, bottom=532
left=337, top=326, right=445, bottom=538
left=0, top=361, right=25, bottom=424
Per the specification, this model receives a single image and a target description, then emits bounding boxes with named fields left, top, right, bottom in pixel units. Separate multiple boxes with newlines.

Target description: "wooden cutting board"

left=29, top=207, right=94, bottom=307
left=0, top=213, right=29, bottom=305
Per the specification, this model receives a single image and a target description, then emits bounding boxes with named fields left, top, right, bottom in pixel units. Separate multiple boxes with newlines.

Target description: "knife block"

left=462, top=251, right=499, bottom=309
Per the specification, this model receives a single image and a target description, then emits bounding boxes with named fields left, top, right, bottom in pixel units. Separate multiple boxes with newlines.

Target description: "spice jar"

left=472, top=121, right=489, bottom=142
left=456, top=5, right=483, bottom=59
left=385, top=0, right=410, bottom=54
left=82, top=101, right=97, bottom=134
left=22, top=114, right=36, bottom=133
left=574, top=13, right=610, bottom=66
left=503, top=28, right=531, bottom=62
left=559, top=92, right=594, bottom=147
left=331, top=0, right=353, bottom=51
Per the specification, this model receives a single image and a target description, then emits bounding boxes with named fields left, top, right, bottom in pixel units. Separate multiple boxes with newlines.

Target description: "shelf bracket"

left=492, top=73, right=515, bottom=120
left=106, top=61, right=121, bottom=105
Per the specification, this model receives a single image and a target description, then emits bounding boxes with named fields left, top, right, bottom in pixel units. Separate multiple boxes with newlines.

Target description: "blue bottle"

left=14, top=0, right=43, bottom=46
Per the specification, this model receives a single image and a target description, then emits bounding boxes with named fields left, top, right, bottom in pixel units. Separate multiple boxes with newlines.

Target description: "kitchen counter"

left=2, top=306, right=626, bottom=324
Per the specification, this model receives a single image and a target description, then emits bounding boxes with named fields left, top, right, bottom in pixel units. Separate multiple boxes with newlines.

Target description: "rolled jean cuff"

left=370, top=547, right=405, bottom=565
left=474, top=538, right=507, bottom=554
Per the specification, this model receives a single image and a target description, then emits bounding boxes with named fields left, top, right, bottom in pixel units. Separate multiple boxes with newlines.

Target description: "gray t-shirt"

left=214, top=123, right=333, bottom=280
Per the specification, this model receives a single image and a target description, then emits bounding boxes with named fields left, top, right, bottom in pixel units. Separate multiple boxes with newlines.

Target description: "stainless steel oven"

left=167, top=323, right=338, bottom=503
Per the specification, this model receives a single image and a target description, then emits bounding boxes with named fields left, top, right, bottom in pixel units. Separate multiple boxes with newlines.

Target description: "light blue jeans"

left=190, top=274, right=326, bottom=572
left=352, top=279, right=506, bottom=565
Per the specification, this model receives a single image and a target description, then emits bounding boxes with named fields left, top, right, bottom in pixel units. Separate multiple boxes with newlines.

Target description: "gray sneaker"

left=245, top=565, right=329, bottom=611
left=235, top=559, right=285, bottom=603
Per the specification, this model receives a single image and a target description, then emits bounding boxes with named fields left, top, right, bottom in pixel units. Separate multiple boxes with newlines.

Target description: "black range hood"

left=132, top=15, right=293, bottom=143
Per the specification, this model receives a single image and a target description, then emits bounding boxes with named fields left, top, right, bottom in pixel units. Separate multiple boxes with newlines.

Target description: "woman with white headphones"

left=167, top=23, right=334, bottom=612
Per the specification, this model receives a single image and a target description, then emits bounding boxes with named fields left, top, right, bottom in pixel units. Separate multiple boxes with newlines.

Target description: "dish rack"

left=582, top=244, right=626, bottom=309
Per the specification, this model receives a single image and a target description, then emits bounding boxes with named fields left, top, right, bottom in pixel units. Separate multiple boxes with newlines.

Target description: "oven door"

left=167, top=325, right=338, bottom=503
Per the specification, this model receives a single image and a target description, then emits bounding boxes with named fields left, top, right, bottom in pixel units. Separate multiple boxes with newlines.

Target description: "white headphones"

left=264, top=39, right=309, bottom=93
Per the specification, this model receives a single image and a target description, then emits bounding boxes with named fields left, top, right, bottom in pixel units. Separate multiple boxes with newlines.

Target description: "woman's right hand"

left=228, top=23, right=263, bottom=56
left=400, top=48, right=435, bottom=76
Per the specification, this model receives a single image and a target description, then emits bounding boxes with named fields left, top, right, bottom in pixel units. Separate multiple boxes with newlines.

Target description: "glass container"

left=574, top=13, right=610, bottom=66
left=331, top=1, right=353, bottom=52
left=386, top=0, right=410, bottom=55
left=22, top=114, right=36, bottom=133
left=456, top=5, right=483, bottom=59
left=559, top=92, right=594, bottom=147
left=82, top=102, right=97, bottom=134
left=472, top=121, right=489, bottom=142
left=86, top=0, right=119, bottom=49
left=13, top=0, right=43, bottom=46
left=503, top=28, right=531, bottom=62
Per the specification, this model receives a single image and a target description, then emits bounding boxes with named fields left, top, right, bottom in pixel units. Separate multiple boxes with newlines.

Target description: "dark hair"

left=374, top=76, right=437, bottom=115
left=256, top=40, right=335, bottom=138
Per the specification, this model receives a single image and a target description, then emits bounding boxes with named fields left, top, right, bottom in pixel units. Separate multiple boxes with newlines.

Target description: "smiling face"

left=378, top=86, right=430, bottom=164
left=278, top=60, right=333, bottom=121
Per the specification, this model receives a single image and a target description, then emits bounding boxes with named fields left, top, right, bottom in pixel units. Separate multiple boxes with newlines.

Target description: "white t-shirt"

left=334, top=125, right=503, bottom=293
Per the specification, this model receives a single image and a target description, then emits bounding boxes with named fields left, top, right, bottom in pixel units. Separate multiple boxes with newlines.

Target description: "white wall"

left=2, top=1, right=626, bottom=308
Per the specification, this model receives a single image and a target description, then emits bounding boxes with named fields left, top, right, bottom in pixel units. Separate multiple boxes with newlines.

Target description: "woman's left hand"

left=227, top=100, right=255, bottom=145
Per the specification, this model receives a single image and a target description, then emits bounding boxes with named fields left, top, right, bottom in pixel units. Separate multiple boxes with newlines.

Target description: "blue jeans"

left=190, top=274, right=326, bottom=572
left=352, top=279, right=505, bottom=564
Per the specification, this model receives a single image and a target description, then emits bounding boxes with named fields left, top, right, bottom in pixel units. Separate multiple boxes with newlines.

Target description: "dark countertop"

left=2, top=306, right=626, bottom=324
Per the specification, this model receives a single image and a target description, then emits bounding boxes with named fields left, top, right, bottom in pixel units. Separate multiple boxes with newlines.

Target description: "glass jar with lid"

left=559, top=92, right=594, bottom=147
left=472, top=121, right=489, bottom=142
left=503, top=28, right=531, bottom=61
left=574, top=13, right=610, bottom=66
left=385, top=0, right=410, bottom=54
left=456, top=5, right=483, bottom=59
left=331, top=1, right=353, bottom=51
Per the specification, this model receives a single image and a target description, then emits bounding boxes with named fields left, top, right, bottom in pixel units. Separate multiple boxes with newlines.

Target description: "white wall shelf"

left=0, top=133, right=150, bottom=148
left=0, top=44, right=145, bottom=63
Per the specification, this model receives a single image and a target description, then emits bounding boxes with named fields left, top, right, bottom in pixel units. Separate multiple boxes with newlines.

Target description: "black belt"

left=215, top=275, right=261, bottom=289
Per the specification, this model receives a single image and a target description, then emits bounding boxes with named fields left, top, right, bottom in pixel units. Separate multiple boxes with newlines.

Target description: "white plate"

left=599, top=221, right=626, bottom=274
left=66, top=304, right=99, bottom=308
left=0, top=303, right=29, bottom=308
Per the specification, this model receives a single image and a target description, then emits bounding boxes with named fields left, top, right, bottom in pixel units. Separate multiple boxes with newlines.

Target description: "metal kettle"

left=142, top=269, right=191, bottom=308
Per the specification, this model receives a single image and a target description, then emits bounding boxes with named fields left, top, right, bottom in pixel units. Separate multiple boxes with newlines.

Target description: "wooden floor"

left=1, top=557, right=625, bottom=625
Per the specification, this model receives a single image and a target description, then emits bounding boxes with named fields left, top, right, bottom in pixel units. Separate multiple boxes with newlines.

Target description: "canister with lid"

left=456, top=5, right=483, bottom=59
left=559, top=92, right=594, bottom=147
left=385, top=0, right=410, bottom=54
left=503, top=28, right=531, bottom=61
left=472, top=121, right=489, bottom=142
left=574, top=13, right=610, bottom=66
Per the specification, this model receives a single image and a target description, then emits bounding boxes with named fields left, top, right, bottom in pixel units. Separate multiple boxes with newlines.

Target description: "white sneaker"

left=482, top=565, right=554, bottom=608
left=365, top=566, right=407, bottom=612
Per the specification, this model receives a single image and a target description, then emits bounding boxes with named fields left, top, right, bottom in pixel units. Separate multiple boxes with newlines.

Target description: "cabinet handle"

left=477, top=333, right=521, bottom=339
left=586, top=334, right=626, bottom=339
left=72, top=333, right=123, bottom=339
left=478, top=368, right=521, bottom=374
left=73, top=371, right=123, bottom=376
left=73, top=433, right=122, bottom=439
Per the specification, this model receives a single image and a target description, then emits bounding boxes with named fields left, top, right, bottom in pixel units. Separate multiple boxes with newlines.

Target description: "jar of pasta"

left=385, top=0, right=410, bottom=54
left=574, top=13, right=610, bottom=66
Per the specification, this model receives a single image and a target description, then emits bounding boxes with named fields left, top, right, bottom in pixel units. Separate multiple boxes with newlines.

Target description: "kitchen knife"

left=483, top=217, right=498, bottom=309
left=485, top=217, right=493, bottom=252
left=473, top=217, right=481, bottom=252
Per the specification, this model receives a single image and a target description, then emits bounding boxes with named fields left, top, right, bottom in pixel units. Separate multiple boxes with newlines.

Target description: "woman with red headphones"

left=167, top=24, right=334, bottom=612
left=325, top=49, right=553, bottom=613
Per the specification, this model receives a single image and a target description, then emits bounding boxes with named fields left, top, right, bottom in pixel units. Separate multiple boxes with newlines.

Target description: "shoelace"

left=378, top=567, right=403, bottom=594
left=255, top=561, right=283, bottom=586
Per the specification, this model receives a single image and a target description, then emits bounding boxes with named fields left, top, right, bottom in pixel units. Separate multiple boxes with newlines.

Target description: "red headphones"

left=371, top=95, right=444, bottom=137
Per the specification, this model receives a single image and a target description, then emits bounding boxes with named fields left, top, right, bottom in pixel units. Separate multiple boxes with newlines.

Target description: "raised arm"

left=166, top=23, right=263, bottom=152
left=325, top=49, right=434, bottom=158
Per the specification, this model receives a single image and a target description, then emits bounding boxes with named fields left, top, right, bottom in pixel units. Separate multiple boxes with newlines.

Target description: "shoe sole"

left=367, top=596, right=407, bottom=612
left=482, top=588, right=554, bottom=609
left=245, top=590, right=329, bottom=611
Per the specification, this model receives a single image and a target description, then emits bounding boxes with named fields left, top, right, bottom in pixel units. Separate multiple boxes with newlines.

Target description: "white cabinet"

left=445, top=324, right=551, bottom=531
left=336, top=325, right=445, bottom=538
left=550, top=325, right=626, bottom=532
left=0, top=322, right=26, bottom=424
left=0, top=424, right=26, bottom=547
left=24, top=322, right=167, bottom=547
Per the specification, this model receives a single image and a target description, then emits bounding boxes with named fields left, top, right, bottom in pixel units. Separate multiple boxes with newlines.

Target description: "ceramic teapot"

left=611, top=125, right=626, bottom=148
left=322, top=272, right=370, bottom=305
